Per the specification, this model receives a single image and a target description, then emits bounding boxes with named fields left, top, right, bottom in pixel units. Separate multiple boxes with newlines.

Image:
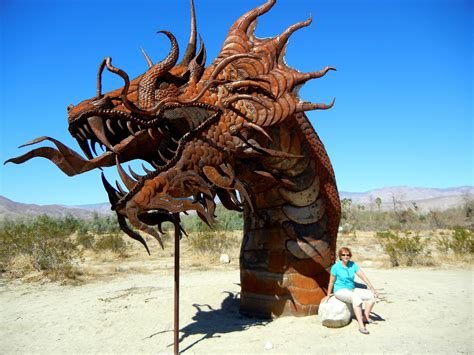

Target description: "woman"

left=321, top=247, right=378, bottom=335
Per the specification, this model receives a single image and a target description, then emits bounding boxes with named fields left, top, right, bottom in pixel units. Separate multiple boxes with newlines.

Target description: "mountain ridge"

left=1, top=186, right=472, bottom=219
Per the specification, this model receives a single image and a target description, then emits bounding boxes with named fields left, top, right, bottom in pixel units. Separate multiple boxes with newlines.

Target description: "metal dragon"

left=6, top=0, right=341, bottom=317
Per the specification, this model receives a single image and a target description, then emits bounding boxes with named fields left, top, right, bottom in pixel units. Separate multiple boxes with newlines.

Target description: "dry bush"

left=187, top=230, right=241, bottom=261
left=376, top=230, right=431, bottom=267
left=94, top=232, right=129, bottom=256
left=7, top=254, right=35, bottom=278
left=435, top=228, right=473, bottom=255
left=76, top=231, right=95, bottom=249
left=0, top=216, right=80, bottom=280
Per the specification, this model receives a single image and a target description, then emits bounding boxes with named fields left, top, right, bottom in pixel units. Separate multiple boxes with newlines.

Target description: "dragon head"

left=6, top=0, right=336, bottom=253
left=65, top=28, right=213, bottom=168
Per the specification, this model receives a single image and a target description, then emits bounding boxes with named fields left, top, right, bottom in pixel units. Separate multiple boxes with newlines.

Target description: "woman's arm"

left=356, top=269, right=378, bottom=297
left=321, top=274, right=336, bottom=303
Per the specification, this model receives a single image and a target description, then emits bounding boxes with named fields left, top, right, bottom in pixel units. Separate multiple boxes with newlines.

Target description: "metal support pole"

left=173, top=214, right=181, bottom=355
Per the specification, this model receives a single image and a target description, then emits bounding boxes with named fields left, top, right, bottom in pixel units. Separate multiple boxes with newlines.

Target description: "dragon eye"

left=91, top=96, right=114, bottom=109
left=67, top=104, right=74, bottom=112
left=158, top=82, right=170, bottom=90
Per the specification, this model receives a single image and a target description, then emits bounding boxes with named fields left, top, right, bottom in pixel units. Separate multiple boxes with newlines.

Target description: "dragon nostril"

left=67, top=104, right=74, bottom=112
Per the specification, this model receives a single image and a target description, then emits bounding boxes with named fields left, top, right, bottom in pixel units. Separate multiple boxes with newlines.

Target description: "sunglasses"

left=341, top=254, right=351, bottom=257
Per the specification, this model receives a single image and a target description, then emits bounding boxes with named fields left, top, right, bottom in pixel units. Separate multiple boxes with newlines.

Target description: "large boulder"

left=318, top=296, right=353, bottom=328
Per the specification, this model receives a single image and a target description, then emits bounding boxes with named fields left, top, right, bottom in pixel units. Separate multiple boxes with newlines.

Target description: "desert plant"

left=188, top=231, right=240, bottom=255
left=94, top=232, right=128, bottom=255
left=180, top=205, right=243, bottom=233
left=450, top=228, right=474, bottom=254
left=436, top=228, right=473, bottom=255
left=376, top=230, right=429, bottom=266
left=86, top=213, right=121, bottom=234
left=76, top=230, right=95, bottom=249
left=30, top=236, right=77, bottom=278
left=0, top=215, right=80, bottom=279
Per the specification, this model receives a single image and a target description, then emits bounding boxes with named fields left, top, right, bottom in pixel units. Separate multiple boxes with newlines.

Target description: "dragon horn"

left=140, top=47, right=153, bottom=68
left=180, top=0, right=197, bottom=66
left=230, top=0, right=276, bottom=32
left=138, top=31, right=179, bottom=109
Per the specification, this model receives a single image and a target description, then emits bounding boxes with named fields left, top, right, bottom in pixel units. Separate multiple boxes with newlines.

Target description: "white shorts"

left=334, top=288, right=376, bottom=307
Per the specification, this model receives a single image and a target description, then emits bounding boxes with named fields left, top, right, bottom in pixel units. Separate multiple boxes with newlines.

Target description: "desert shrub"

left=94, top=232, right=128, bottom=255
left=450, top=228, right=474, bottom=254
left=188, top=231, right=240, bottom=255
left=436, top=228, right=473, bottom=255
left=181, top=205, right=243, bottom=233
left=214, top=205, right=243, bottom=231
left=30, top=235, right=77, bottom=278
left=376, top=230, right=430, bottom=267
left=0, top=215, right=79, bottom=278
left=180, top=215, right=208, bottom=233
left=76, top=231, right=95, bottom=249
left=85, top=213, right=120, bottom=234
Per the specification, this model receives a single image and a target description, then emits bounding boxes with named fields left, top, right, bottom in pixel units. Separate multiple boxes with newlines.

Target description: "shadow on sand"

left=145, top=291, right=270, bottom=352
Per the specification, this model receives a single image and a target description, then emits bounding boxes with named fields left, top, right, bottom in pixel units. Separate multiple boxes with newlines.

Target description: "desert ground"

left=1, top=231, right=473, bottom=354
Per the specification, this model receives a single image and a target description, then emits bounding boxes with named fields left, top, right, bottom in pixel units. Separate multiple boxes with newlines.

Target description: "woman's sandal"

left=359, top=328, right=370, bottom=335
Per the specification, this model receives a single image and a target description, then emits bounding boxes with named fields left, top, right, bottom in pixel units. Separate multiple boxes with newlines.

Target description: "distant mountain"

left=71, top=203, right=112, bottom=215
left=1, top=186, right=472, bottom=219
left=0, top=196, right=111, bottom=220
left=339, top=186, right=473, bottom=211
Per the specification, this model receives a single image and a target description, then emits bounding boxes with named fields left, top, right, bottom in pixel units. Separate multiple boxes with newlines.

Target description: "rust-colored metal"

left=6, top=0, right=341, bottom=318
left=173, top=213, right=180, bottom=355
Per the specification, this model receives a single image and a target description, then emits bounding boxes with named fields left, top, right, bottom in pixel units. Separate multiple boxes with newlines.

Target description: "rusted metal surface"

left=173, top=214, right=180, bottom=355
left=6, top=0, right=341, bottom=318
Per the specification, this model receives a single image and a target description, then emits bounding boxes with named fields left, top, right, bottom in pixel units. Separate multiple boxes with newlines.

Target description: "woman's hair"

left=338, top=247, right=352, bottom=260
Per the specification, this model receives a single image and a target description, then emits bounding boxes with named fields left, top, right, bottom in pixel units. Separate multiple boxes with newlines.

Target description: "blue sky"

left=1, top=0, right=472, bottom=205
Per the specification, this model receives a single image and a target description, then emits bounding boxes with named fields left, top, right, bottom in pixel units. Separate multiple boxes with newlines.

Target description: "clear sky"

left=0, top=0, right=472, bottom=206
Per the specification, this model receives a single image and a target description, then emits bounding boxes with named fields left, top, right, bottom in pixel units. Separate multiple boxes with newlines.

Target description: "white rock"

left=264, top=341, right=273, bottom=350
left=318, top=296, right=353, bottom=328
left=219, top=254, right=230, bottom=264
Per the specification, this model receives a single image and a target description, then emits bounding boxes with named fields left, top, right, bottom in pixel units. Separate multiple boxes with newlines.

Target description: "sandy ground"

left=1, top=266, right=473, bottom=354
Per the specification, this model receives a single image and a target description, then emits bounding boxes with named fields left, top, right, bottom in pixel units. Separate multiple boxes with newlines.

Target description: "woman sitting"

left=321, top=247, right=378, bottom=334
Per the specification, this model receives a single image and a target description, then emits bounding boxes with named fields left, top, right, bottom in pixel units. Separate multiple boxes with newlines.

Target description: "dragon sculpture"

left=6, top=0, right=340, bottom=317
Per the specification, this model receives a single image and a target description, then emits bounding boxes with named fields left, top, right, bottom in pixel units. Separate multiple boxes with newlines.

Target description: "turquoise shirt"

left=331, top=260, right=360, bottom=292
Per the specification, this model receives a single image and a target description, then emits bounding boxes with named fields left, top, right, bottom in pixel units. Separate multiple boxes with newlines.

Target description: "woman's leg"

left=354, top=288, right=376, bottom=321
left=335, top=289, right=366, bottom=330
left=364, top=302, right=375, bottom=321
left=352, top=303, right=366, bottom=330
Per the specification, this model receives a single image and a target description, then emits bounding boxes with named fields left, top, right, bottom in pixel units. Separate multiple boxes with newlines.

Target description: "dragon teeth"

left=91, top=140, right=99, bottom=156
left=115, top=156, right=137, bottom=189
left=87, top=116, right=115, bottom=151
left=115, top=180, right=127, bottom=195
left=105, top=119, right=116, bottom=135
left=75, top=130, right=85, bottom=141
left=77, top=136, right=93, bottom=160
left=170, top=136, right=179, bottom=144
left=148, top=128, right=159, bottom=140
left=141, top=163, right=153, bottom=174
left=77, top=127, right=87, bottom=139
left=128, top=165, right=143, bottom=180
left=158, top=149, right=171, bottom=163
left=83, top=123, right=92, bottom=135
left=117, top=119, right=125, bottom=130
left=126, top=121, right=136, bottom=135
